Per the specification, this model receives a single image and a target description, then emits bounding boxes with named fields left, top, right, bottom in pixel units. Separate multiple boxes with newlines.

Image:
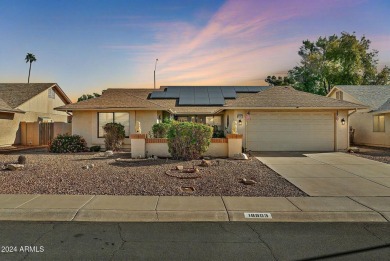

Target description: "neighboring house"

left=56, top=86, right=365, bottom=152
left=0, top=83, right=72, bottom=147
left=327, top=85, right=390, bottom=147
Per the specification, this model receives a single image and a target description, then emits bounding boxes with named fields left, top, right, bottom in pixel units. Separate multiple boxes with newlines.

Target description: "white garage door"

left=246, top=112, right=334, bottom=151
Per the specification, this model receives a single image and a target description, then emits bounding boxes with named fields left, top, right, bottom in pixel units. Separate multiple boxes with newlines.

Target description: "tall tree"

left=375, top=66, right=390, bottom=85
left=265, top=75, right=294, bottom=86
left=287, top=32, right=381, bottom=95
left=77, top=93, right=101, bottom=102
left=25, top=53, right=37, bottom=83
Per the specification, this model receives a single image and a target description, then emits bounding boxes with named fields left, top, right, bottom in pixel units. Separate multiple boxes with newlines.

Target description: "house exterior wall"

left=329, top=88, right=390, bottom=147
left=349, top=111, right=390, bottom=147
left=0, top=88, right=68, bottom=146
left=72, top=110, right=158, bottom=149
left=336, top=110, right=349, bottom=150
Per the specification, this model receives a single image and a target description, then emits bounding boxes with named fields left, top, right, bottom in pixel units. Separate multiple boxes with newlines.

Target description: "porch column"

left=130, top=134, right=147, bottom=158
left=227, top=134, right=243, bottom=158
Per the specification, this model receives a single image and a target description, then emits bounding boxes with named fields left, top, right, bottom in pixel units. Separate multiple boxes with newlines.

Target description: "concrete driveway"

left=256, top=152, right=390, bottom=196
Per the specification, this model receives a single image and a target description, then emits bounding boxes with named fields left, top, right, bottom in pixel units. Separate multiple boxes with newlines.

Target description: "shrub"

left=49, top=134, right=88, bottom=153
left=90, top=145, right=101, bottom=152
left=151, top=120, right=171, bottom=138
left=103, top=122, right=125, bottom=151
left=167, top=121, right=213, bottom=160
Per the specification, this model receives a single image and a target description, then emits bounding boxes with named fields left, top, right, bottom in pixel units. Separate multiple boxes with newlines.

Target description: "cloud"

left=105, top=0, right=373, bottom=88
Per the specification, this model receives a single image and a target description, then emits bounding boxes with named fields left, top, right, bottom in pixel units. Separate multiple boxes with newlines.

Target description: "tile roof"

left=334, top=85, right=390, bottom=110
left=56, top=86, right=366, bottom=113
left=0, top=83, right=71, bottom=108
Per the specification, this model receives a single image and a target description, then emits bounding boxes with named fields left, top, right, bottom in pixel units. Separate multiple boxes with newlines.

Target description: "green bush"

left=167, top=121, right=213, bottom=160
left=49, top=134, right=88, bottom=153
left=90, top=145, right=101, bottom=152
left=151, top=121, right=171, bottom=138
left=103, top=122, right=125, bottom=151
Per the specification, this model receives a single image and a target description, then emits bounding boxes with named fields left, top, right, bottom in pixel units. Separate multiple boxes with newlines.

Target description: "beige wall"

left=204, top=142, right=228, bottom=157
left=349, top=111, right=390, bottom=147
left=146, top=143, right=170, bottom=158
left=328, top=89, right=362, bottom=105
left=336, top=110, right=349, bottom=150
left=143, top=139, right=233, bottom=158
left=329, top=88, right=390, bottom=147
left=72, top=110, right=158, bottom=149
left=0, top=88, right=68, bottom=146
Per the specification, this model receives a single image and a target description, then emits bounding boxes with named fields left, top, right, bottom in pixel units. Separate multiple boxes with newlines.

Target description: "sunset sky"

left=1, top=0, right=389, bottom=101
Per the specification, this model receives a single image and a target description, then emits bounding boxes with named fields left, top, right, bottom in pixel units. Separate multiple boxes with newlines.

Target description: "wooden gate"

left=39, top=122, right=54, bottom=145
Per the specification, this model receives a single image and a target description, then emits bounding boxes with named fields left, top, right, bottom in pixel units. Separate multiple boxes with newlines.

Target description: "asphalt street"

left=0, top=222, right=389, bottom=261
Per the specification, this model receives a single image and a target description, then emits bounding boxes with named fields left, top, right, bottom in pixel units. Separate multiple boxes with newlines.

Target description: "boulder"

left=234, top=153, right=248, bottom=160
left=104, top=150, right=114, bottom=157
left=199, top=159, right=211, bottom=167
left=240, top=178, right=256, bottom=185
left=18, top=155, right=26, bottom=164
left=176, top=165, right=184, bottom=170
left=7, top=164, right=24, bottom=171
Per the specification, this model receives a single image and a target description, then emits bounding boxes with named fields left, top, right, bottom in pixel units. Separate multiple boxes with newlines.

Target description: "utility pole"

left=154, top=58, right=159, bottom=89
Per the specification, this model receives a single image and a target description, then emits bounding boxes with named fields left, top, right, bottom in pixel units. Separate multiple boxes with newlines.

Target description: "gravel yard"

left=351, top=146, right=390, bottom=164
left=0, top=149, right=306, bottom=197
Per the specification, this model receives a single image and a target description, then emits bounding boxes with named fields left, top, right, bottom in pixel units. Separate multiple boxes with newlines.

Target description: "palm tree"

left=25, top=53, right=37, bottom=83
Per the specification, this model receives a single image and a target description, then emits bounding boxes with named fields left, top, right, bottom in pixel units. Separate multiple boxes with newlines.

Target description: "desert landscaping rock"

left=199, top=159, right=211, bottom=167
left=0, top=149, right=307, bottom=197
left=18, top=155, right=26, bottom=164
left=234, top=153, right=248, bottom=160
left=104, top=150, right=114, bottom=157
left=176, top=165, right=184, bottom=170
left=352, top=146, right=390, bottom=164
left=7, top=164, right=24, bottom=171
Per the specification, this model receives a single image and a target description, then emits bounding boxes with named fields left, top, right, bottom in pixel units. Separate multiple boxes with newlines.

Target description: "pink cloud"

left=107, top=0, right=376, bottom=88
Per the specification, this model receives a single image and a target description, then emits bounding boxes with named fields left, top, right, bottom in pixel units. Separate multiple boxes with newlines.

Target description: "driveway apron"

left=256, top=152, right=390, bottom=196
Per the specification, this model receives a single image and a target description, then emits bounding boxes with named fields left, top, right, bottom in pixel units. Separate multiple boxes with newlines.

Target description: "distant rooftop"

left=334, top=85, right=390, bottom=110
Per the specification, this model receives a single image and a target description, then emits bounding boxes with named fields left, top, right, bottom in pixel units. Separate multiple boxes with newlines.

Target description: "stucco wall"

left=336, top=110, right=349, bottom=150
left=142, top=138, right=231, bottom=158
left=349, top=111, right=390, bottom=147
left=72, top=110, right=158, bottom=149
left=0, top=88, right=68, bottom=146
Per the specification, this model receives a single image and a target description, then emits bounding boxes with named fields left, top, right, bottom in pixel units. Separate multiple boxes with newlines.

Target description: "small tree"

left=103, top=122, right=125, bottom=151
left=167, top=121, right=213, bottom=160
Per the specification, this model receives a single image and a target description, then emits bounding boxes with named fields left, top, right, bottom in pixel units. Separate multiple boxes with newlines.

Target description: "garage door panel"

left=246, top=112, right=334, bottom=151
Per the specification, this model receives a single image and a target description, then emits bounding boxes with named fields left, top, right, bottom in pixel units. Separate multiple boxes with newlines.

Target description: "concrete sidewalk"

left=0, top=194, right=389, bottom=222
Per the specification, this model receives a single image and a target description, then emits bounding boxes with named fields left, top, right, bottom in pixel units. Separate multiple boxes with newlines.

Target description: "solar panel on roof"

left=221, top=87, right=236, bottom=98
left=150, top=92, right=166, bottom=98
left=179, top=96, right=195, bottom=105
left=234, top=86, right=249, bottom=92
left=209, top=96, right=224, bottom=105
left=195, top=97, right=210, bottom=105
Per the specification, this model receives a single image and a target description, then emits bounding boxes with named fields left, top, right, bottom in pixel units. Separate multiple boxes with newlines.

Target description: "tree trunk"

left=27, top=62, right=32, bottom=83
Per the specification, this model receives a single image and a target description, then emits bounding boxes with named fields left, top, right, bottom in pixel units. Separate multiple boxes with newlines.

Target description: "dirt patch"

left=350, top=146, right=390, bottom=164
left=0, top=150, right=306, bottom=197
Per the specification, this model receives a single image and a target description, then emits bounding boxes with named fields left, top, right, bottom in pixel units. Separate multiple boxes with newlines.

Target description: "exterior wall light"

left=341, top=118, right=345, bottom=125
left=238, top=119, right=242, bottom=125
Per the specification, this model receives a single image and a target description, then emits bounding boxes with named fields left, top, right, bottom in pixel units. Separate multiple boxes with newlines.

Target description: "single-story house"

left=56, top=86, right=365, bottom=152
left=0, top=83, right=72, bottom=147
left=327, top=85, right=390, bottom=147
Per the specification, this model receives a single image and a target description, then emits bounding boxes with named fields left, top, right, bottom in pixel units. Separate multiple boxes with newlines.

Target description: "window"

left=335, top=91, right=343, bottom=100
left=373, top=115, right=385, bottom=132
left=206, top=116, right=222, bottom=126
left=48, top=88, right=55, bottom=99
left=98, top=112, right=130, bottom=137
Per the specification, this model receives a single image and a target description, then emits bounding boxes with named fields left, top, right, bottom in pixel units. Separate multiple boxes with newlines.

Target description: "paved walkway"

left=256, top=152, right=390, bottom=196
left=0, top=194, right=389, bottom=222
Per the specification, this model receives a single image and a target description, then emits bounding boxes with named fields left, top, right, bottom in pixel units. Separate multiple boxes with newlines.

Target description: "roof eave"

left=55, top=107, right=168, bottom=112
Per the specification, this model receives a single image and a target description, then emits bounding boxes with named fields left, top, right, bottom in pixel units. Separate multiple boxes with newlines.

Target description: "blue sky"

left=1, top=0, right=389, bottom=101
